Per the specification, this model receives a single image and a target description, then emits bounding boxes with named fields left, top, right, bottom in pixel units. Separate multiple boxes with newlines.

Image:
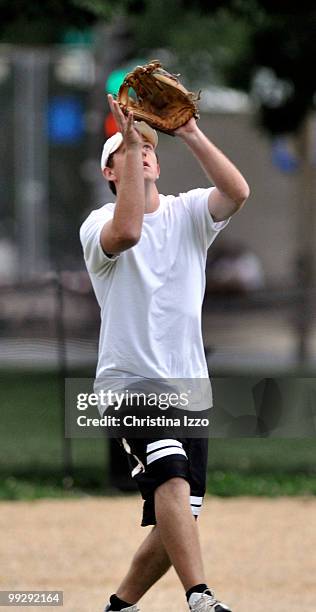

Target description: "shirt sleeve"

left=181, top=187, right=230, bottom=250
left=79, top=205, right=120, bottom=276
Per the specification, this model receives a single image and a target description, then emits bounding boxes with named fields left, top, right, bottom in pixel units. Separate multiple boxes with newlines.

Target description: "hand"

left=174, top=117, right=199, bottom=138
left=108, top=94, right=142, bottom=148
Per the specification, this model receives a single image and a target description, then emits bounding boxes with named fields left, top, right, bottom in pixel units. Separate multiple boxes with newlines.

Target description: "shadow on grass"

left=1, top=466, right=315, bottom=501
left=0, top=466, right=112, bottom=500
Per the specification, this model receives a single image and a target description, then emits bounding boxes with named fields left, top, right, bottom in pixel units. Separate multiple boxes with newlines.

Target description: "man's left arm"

left=175, top=119, right=250, bottom=222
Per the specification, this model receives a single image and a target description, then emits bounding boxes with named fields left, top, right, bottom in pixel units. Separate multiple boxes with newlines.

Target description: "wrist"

left=177, top=123, right=202, bottom=143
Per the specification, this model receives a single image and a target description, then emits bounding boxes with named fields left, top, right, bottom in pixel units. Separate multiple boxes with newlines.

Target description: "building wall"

left=158, top=112, right=300, bottom=285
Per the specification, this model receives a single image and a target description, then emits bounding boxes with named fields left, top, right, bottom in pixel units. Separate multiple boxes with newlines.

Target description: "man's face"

left=104, top=136, right=160, bottom=186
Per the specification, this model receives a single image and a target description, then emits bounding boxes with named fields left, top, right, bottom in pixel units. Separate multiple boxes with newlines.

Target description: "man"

left=80, top=94, right=250, bottom=612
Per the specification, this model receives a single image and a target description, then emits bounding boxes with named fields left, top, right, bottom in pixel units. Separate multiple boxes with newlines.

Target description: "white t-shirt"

left=80, top=188, right=229, bottom=405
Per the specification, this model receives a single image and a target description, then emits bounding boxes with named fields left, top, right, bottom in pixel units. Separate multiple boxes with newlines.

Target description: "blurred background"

left=0, top=1, right=315, bottom=499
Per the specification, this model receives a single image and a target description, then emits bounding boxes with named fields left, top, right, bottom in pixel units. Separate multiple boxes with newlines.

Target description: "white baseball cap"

left=100, top=121, right=158, bottom=171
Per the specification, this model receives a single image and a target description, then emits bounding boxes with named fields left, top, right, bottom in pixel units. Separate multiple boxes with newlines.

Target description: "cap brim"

left=134, top=121, right=158, bottom=148
left=101, top=132, right=123, bottom=170
left=101, top=122, right=158, bottom=171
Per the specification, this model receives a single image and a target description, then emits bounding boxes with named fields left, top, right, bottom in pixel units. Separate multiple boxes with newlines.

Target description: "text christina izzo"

left=77, top=414, right=209, bottom=428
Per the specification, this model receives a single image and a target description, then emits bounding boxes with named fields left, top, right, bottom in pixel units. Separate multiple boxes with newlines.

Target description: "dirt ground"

left=1, top=496, right=316, bottom=612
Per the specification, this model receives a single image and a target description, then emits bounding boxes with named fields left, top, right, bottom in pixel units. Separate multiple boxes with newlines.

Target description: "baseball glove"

left=117, top=60, right=200, bottom=135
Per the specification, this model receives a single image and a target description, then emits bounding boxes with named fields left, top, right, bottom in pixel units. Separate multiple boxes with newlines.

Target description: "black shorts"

left=119, top=436, right=209, bottom=526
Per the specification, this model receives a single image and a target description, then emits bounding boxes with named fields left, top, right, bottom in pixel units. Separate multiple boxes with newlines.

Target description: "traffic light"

left=103, top=58, right=146, bottom=138
left=105, top=58, right=146, bottom=96
left=103, top=112, right=118, bottom=138
left=105, top=66, right=129, bottom=97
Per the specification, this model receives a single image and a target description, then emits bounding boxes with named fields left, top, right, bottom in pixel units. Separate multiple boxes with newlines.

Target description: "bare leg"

left=155, top=477, right=205, bottom=592
left=116, top=525, right=171, bottom=603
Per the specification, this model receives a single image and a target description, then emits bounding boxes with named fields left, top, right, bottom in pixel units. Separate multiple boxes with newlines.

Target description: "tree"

left=123, top=1, right=316, bottom=135
left=0, top=0, right=114, bottom=44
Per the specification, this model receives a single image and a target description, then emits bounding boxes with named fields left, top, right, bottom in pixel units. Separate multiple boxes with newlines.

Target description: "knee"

left=155, top=476, right=189, bottom=500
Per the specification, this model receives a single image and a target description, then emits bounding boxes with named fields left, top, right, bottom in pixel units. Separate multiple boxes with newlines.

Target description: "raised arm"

left=100, top=95, right=145, bottom=255
left=175, top=119, right=250, bottom=222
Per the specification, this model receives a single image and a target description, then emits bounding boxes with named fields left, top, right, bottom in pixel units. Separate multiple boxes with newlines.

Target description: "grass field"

left=1, top=371, right=315, bottom=499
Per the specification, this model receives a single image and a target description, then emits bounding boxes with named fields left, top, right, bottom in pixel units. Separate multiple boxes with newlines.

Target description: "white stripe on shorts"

left=122, top=438, right=145, bottom=477
left=190, top=495, right=203, bottom=517
left=190, top=495, right=203, bottom=506
left=146, top=439, right=183, bottom=454
left=146, top=447, right=187, bottom=465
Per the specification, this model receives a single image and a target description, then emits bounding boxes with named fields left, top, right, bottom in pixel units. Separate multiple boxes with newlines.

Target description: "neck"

left=144, top=181, right=160, bottom=213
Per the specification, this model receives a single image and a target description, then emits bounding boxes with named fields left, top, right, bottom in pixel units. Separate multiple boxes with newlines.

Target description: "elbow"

left=114, top=229, right=141, bottom=250
left=121, top=235, right=141, bottom=249
left=100, top=225, right=141, bottom=255
left=234, top=183, right=251, bottom=210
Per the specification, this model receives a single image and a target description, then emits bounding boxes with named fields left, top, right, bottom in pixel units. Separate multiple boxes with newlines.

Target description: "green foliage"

left=250, top=9, right=316, bottom=133
left=208, top=439, right=316, bottom=473
left=0, top=468, right=108, bottom=500
left=0, top=0, right=115, bottom=44
left=1, top=0, right=314, bottom=131
left=128, top=2, right=253, bottom=88
left=207, top=471, right=316, bottom=497
left=72, top=0, right=113, bottom=17
left=0, top=470, right=315, bottom=500
left=127, top=0, right=316, bottom=133
left=0, top=475, right=79, bottom=500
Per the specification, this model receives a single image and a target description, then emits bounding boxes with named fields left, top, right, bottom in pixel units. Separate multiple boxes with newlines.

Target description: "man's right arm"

left=100, top=144, right=145, bottom=255
left=100, top=99, right=145, bottom=255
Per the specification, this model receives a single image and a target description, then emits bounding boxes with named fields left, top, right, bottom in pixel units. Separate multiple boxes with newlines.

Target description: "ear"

left=156, top=161, right=161, bottom=180
left=103, top=167, right=116, bottom=181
